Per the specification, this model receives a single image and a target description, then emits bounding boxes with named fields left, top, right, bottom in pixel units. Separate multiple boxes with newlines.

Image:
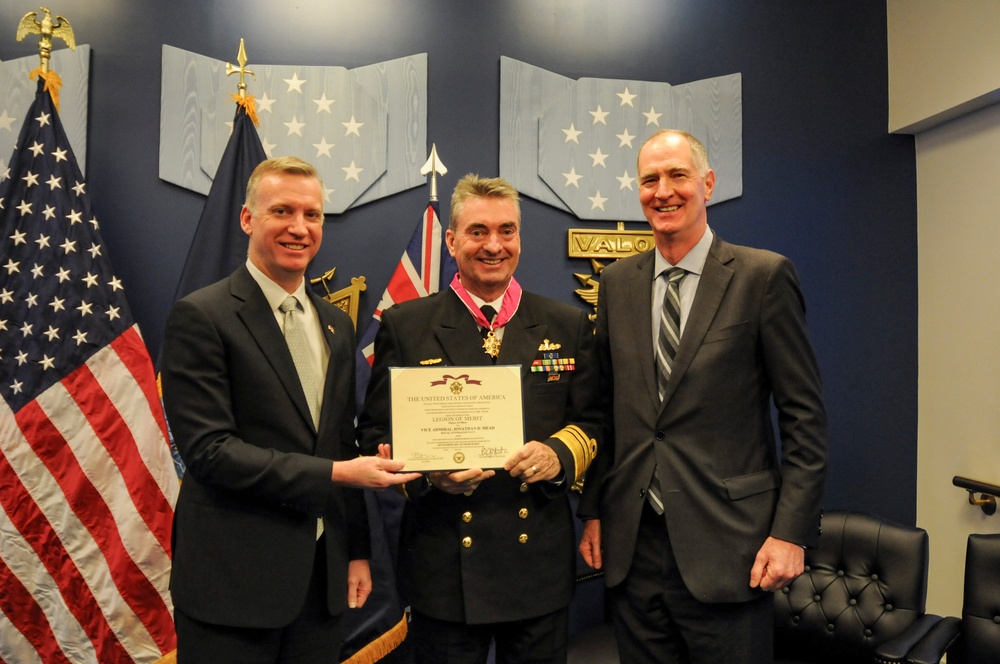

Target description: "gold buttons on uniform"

left=462, top=536, right=472, bottom=548
left=462, top=511, right=473, bottom=523
left=519, top=482, right=529, bottom=493
left=518, top=534, right=529, bottom=544
left=518, top=508, right=529, bottom=519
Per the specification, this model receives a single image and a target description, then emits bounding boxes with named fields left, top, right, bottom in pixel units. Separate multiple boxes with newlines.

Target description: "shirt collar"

left=465, top=289, right=506, bottom=313
left=654, top=226, right=714, bottom=279
left=245, top=259, right=309, bottom=312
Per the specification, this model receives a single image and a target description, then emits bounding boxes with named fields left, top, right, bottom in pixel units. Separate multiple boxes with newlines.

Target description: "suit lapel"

left=232, top=267, right=316, bottom=433
left=624, top=252, right=659, bottom=409
left=660, top=236, right=735, bottom=408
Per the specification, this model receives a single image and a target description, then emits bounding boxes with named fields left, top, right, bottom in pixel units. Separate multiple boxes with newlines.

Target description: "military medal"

left=482, top=329, right=502, bottom=358
left=450, top=273, right=524, bottom=359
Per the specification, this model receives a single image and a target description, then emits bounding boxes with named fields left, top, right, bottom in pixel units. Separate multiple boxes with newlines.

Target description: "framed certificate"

left=389, top=365, right=524, bottom=471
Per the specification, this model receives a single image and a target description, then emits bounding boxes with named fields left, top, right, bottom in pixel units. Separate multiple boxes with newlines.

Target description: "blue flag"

left=172, top=103, right=266, bottom=302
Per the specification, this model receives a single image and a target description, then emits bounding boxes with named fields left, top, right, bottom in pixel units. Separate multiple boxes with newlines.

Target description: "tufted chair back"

left=960, top=533, right=1000, bottom=664
left=774, top=510, right=930, bottom=664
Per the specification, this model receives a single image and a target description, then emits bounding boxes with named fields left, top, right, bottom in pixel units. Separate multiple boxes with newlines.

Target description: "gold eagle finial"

left=16, top=7, right=76, bottom=74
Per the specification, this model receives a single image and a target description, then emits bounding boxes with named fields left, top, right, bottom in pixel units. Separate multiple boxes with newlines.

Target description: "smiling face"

left=637, top=131, right=716, bottom=260
left=446, top=196, right=521, bottom=302
left=240, top=171, right=324, bottom=292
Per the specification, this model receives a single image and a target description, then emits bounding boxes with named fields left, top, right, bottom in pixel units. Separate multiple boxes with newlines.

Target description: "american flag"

left=0, top=80, right=179, bottom=662
left=354, top=197, right=456, bottom=410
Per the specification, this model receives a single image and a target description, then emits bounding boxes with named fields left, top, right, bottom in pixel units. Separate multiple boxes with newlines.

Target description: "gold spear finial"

left=16, top=7, right=76, bottom=74
left=225, top=38, right=255, bottom=99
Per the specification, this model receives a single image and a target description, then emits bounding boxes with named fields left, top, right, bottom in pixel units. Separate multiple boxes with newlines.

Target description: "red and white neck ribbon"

left=449, top=273, right=523, bottom=332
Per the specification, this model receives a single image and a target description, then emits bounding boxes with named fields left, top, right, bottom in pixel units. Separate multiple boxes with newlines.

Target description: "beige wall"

left=888, top=0, right=1000, bottom=133
left=915, top=105, right=1000, bottom=615
left=888, top=0, right=1000, bottom=616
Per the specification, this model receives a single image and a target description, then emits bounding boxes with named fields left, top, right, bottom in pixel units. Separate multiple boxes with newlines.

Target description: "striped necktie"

left=649, top=267, right=686, bottom=514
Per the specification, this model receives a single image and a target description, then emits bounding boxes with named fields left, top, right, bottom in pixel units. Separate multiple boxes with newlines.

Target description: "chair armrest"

left=874, top=614, right=943, bottom=663
left=900, top=616, right=962, bottom=664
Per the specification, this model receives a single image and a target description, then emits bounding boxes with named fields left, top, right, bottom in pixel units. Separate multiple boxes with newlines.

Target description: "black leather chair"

left=906, top=532, right=1000, bottom=664
left=955, top=533, right=1000, bottom=663
left=774, top=510, right=946, bottom=664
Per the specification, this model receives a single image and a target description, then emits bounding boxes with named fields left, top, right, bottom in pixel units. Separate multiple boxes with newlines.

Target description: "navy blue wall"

left=0, top=1, right=918, bottom=523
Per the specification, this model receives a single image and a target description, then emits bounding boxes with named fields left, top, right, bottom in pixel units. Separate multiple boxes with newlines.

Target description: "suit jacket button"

left=462, top=536, right=473, bottom=548
left=518, top=534, right=528, bottom=544
left=520, top=482, right=529, bottom=493
left=462, top=511, right=473, bottom=523
left=518, top=508, right=529, bottom=519
left=639, top=488, right=647, bottom=498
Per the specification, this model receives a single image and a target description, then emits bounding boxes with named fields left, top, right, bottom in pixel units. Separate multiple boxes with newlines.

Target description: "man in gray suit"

left=162, top=156, right=419, bottom=663
left=577, top=130, right=828, bottom=664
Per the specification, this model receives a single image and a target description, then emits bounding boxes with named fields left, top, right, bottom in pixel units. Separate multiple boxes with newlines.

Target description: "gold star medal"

left=482, top=329, right=501, bottom=358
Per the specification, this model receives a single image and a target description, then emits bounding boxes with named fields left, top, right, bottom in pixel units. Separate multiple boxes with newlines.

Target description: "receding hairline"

left=636, top=129, right=711, bottom=177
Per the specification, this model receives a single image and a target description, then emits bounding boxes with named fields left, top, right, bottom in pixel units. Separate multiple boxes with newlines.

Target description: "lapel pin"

left=327, top=324, right=336, bottom=334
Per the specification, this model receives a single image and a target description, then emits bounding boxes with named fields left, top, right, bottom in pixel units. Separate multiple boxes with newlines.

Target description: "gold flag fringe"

left=152, top=613, right=405, bottom=664
left=231, top=93, right=260, bottom=127
left=28, top=68, right=63, bottom=111
left=153, top=649, right=176, bottom=664
left=341, top=613, right=408, bottom=664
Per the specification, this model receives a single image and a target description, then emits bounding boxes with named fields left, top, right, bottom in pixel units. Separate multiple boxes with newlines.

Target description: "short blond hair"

left=244, top=156, right=323, bottom=213
left=449, top=174, right=521, bottom=231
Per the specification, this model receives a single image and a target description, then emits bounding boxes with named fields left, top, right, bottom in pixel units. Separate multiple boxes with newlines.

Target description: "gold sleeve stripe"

left=551, top=424, right=597, bottom=483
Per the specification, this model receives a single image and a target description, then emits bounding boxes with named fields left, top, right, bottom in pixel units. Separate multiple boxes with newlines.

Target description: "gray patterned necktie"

left=656, top=268, right=687, bottom=401
left=649, top=268, right=686, bottom=514
left=279, top=295, right=320, bottom=428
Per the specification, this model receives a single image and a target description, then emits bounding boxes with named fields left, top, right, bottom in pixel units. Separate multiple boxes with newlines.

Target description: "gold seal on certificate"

left=389, top=365, right=524, bottom=471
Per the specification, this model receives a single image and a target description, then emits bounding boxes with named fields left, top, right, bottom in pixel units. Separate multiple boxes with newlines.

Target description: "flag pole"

left=420, top=143, right=448, bottom=202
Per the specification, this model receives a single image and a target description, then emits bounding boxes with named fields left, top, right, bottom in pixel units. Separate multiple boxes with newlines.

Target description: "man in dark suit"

left=577, top=130, right=828, bottom=664
left=357, top=175, right=602, bottom=664
left=162, top=156, right=419, bottom=664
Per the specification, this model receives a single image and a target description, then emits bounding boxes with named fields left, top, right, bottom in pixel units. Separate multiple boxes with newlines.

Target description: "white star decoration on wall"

left=159, top=46, right=428, bottom=214
left=501, top=57, right=743, bottom=221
